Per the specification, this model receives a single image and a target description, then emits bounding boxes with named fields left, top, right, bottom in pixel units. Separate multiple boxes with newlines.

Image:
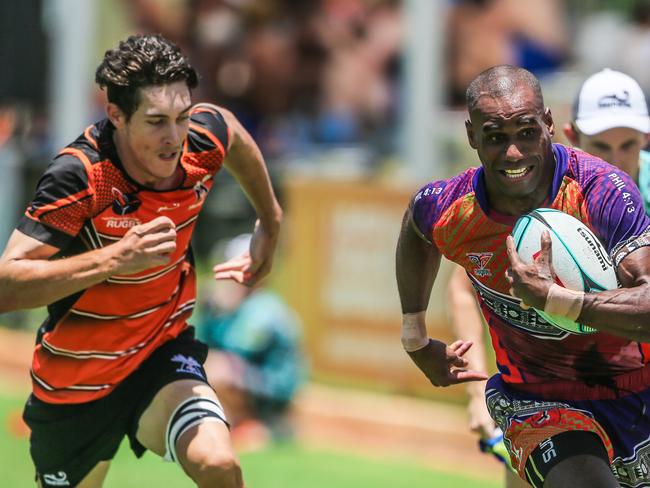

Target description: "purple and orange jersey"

left=411, top=143, right=650, bottom=391
left=17, top=105, right=228, bottom=404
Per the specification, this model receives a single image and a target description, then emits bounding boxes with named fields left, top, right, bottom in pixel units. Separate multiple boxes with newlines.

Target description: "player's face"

left=466, top=85, right=555, bottom=214
left=115, top=82, right=192, bottom=188
left=578, top=127, right=648, bottom=181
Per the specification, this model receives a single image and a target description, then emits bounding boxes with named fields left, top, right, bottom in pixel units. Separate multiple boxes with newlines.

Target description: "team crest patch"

left=111, top=188, right=141, bottom=215
left=171, top=354, right=205, bottom=379
left=467, top=252, right=493, bottom=277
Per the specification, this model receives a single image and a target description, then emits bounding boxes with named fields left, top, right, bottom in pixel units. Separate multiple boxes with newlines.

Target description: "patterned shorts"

left=486, top=374, right=650, bottom=487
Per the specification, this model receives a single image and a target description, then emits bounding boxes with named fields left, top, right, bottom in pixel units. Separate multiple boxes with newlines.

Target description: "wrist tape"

left=544, top=283, right=584, bottom=321
left=401, top=313, right=429, bottom=352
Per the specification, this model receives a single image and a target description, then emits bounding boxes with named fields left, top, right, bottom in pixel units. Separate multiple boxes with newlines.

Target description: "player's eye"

left=486, top=133, right=505, bottom=143
left=147, top=119, right=164, bottom=126
left=178, top=115, right=190, bottom=123
left=520, top=128, right=538, bottom=138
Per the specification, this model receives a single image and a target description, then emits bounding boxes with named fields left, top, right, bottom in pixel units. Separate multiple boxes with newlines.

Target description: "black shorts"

left=23, top=327, right=211, bottom=487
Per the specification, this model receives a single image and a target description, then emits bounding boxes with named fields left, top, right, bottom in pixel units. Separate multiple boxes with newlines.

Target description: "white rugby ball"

left=511, top=208, right=618, bottom=334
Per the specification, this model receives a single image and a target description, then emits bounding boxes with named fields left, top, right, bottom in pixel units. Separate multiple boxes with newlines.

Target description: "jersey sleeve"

left=187, top=105, right=230, bottom=158
left=583, top=168, right=650, bottom=254
left=17, top=154, right=94, bottom=249
left=410, top=180, right=452, bottom=243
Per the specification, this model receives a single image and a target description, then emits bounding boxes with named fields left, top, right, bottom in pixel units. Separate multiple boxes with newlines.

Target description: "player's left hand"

left=213, top=219, right=278, bottom=286
left=505, top=231, right=555, bottom=309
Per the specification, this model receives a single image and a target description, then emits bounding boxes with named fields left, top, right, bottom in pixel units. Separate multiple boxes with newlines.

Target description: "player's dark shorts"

left=23, top=327, right=211, bottom=487
left=486, top=373, right=650, bottom=488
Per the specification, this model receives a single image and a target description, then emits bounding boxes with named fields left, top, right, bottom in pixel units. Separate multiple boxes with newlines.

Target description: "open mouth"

left=158, top=151, right=178, bottom=161
left=500, top=166, right=533, bottom=180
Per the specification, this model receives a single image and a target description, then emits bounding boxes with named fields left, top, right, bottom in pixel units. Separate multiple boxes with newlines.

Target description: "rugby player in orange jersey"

left=0, top=34, right=282, bottom=487
left=397, top=65, right=650, bottom=487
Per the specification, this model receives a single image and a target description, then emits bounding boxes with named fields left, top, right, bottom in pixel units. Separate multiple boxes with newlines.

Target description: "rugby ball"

left=511, top=208, right=618, bottom=334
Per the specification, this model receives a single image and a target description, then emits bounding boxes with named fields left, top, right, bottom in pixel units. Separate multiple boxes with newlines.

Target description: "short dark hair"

left=95, top=34, right=198, bottom=120
left=466, top=65, right=543, bottom=113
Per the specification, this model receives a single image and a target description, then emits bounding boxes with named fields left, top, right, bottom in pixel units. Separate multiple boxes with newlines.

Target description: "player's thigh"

left=543, top=454, right=616, bottom=488
left=76, top=461, right=111, bottom=488
left=135, top=378, right=230, bottom=457
left=524, top=431, right=615, bottom=488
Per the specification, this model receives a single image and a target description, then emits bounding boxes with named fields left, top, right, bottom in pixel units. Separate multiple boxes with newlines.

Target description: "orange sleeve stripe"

left=83, top=125, right=99, bottom=150
left=192, top=105, right=218, bottom=115
left=189, top=123, right=226, bottom=159
left=58, top=147, right=96, bottom=189
left=31, top=187, right=93, bottom=218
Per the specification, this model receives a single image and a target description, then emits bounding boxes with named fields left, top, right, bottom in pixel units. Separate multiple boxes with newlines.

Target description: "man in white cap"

left=564, top=68, right=650, bottom=212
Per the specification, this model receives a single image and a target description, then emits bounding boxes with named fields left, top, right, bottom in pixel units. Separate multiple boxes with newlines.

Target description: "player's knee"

left=186, top=448, right=242, bottom=487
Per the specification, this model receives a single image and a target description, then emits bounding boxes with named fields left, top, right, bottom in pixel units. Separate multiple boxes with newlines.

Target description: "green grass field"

left=0, top=390, right=500, bottom=487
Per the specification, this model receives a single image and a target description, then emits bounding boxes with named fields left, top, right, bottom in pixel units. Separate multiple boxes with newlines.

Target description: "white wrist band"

left=544, top=283, right=584, bottom=321
left=401, top=313, right=429, bottom=352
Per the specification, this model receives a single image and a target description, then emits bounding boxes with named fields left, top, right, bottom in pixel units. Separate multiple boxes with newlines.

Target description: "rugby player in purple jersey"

left=397, top=65, right=650, bottom=487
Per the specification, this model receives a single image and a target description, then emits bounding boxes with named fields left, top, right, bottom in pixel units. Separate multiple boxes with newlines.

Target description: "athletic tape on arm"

left=401, top=312, right=429, bottom=352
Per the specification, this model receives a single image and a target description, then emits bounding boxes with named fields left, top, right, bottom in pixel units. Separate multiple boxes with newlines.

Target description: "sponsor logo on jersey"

left=43, top=471, right=70, bottom=486
left=157, top=202, right=180, bottom=212
left=102, top=217, right=141, bottom=229
left=466, top=252, right=494, bottom=277
left=189, top=177, right=210, bottom=210
left=112, top=188, right=141, bottom=215
left=468, top=276, right=567, bottom=339
left=171, top=354, right=205, bottom=379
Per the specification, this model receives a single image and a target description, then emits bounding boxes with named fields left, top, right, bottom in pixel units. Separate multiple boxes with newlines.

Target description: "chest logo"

left=466, top=252, right=493, bottom=277
left=112, top=188, right=141, bottom=215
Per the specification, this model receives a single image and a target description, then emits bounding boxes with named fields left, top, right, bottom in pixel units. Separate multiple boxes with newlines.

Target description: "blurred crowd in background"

left=2, top=0, right=650, bottom=396
left=3, top=1, right=650, bottom=236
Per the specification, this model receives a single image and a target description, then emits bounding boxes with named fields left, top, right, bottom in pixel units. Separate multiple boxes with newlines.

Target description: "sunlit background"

left=0, top=0, right=646, bottom=486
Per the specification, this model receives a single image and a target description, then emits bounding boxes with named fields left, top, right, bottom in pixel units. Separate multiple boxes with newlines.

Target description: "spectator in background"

left=564, top=68, right=650, bottom=213
left=127, top=0, right=402, bottom=160
left=200, top=233, right=305, bottom=446
left=446, top=0, right=568, bottom=106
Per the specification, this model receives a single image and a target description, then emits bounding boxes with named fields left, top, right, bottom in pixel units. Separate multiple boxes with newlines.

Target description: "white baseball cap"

left=573, top=68, right=650, bottom=135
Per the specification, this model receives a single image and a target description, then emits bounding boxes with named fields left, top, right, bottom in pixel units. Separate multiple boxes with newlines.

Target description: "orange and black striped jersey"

left=17, top=105, right=229, bottom=404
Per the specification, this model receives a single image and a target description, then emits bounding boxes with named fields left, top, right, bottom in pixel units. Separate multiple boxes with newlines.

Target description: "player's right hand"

left=407, top=339, right=488, bottom=387
left=111, top=216, right=177, bottom=275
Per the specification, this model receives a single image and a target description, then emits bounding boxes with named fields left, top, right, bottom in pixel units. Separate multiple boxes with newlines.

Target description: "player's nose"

left=504, top=142, right=524, bottom=162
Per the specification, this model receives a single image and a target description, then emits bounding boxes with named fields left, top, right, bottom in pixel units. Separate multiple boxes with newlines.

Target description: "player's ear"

left=465, top=119, right=477, bottom=149
left=564, top=123, right=579, bottom=145
left=543, top=108, right=555, bottom=137
left=106, top=103, right=127, bottom=129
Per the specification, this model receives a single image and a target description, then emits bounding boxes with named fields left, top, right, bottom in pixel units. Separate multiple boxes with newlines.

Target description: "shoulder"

left=410, top=168, right=477, bottom=237
left=563, top=145, right=615, bottom=184
left=186, top=104, right=230, bottom=155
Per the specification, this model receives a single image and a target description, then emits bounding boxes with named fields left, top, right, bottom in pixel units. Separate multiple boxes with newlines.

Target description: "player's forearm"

left=396, top=211, right=439, bottom=313
left=222, top=113, right=282, bottom=235
left=578, top=284, right=650, bottom=341
left=0, top=246, right=119, bottom=312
